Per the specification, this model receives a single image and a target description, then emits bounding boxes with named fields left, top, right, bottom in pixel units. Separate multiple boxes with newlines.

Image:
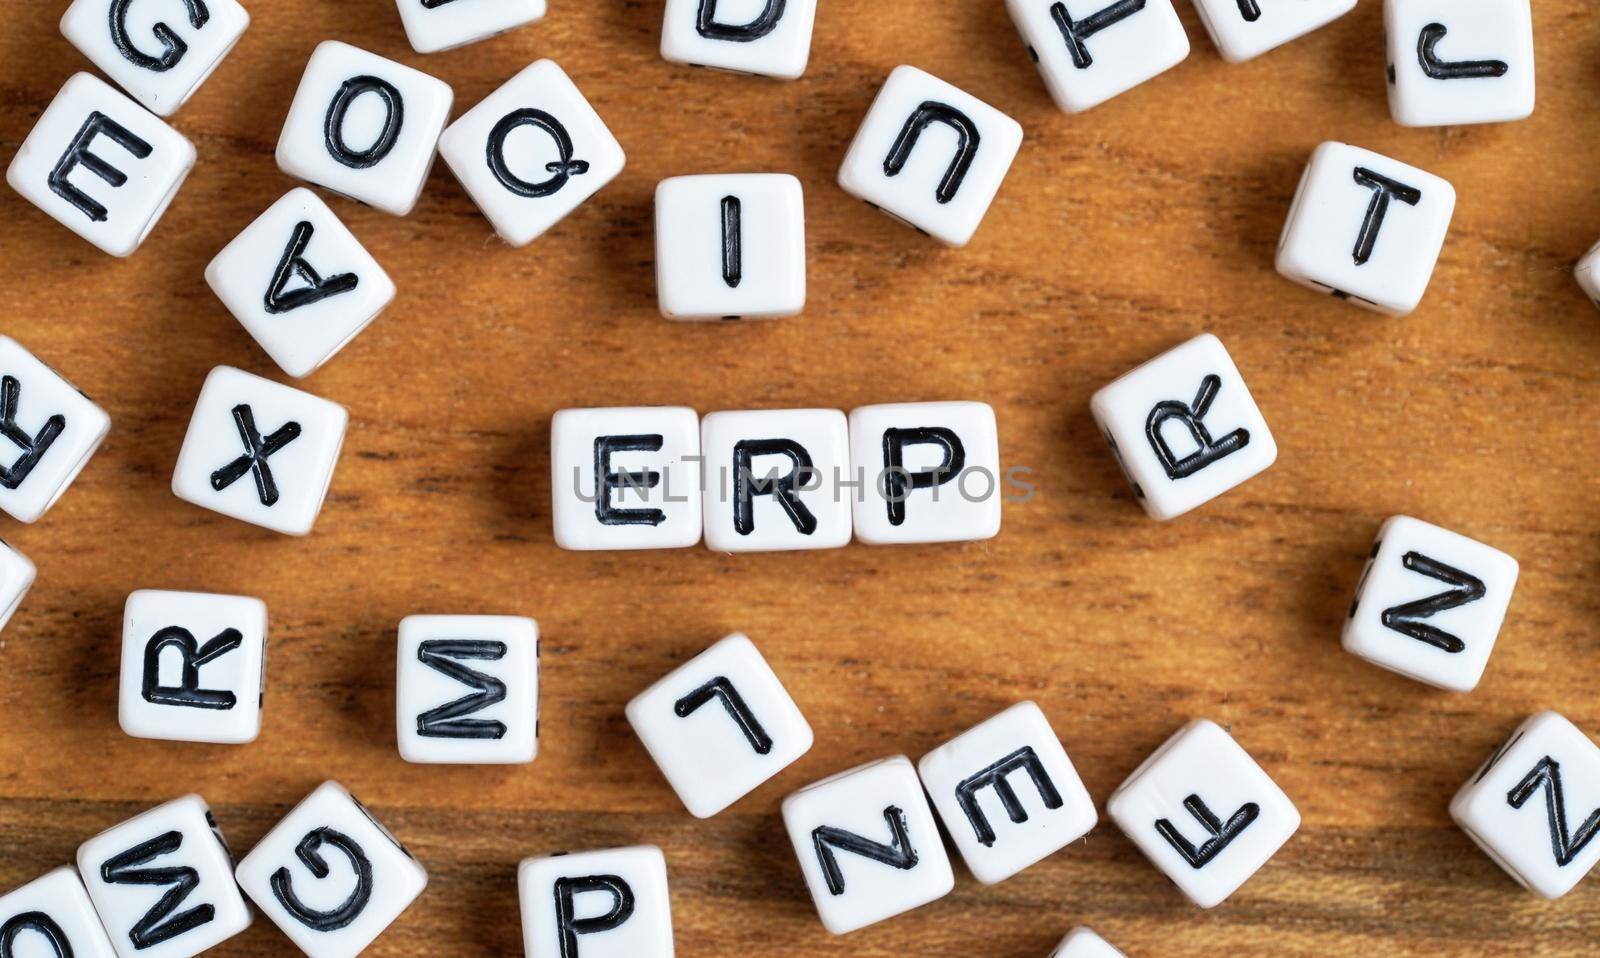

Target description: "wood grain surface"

left=2, top=0, right=1598, bottom=955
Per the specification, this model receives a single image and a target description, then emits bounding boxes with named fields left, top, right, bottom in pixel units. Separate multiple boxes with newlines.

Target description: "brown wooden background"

left=2, top=0, right=1598, bottom=955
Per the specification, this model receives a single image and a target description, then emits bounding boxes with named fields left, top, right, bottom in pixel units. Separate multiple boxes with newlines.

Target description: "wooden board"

left=1, top=1, right=1597, bottom=954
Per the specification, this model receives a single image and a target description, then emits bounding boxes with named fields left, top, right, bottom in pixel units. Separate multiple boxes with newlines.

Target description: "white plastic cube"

left=550, top=407, right=704, bottom=551
left=659, top=0, right=819, bottom=79
left=7, top=73, right=195, bottom=256
left=0, top=867, right=118, bottom=958
left=77, top=794, right=251, bottom=958
left=655, top=173, right=806, bottom=321
left=1452, top=712, right=1600, bottom=899
left=438, top=60, right=625, bottom=247
left=275, top=41, right=453, bottom=216
left=1107, top=719, right=1299, bottom=908
left=0, top=538, right=36, bottom=634
left=395, top=614, right=539, bottom=765
left=1091, top=333, right=1275, bottom=521
left=1190, top=0, right=1356, bottom=62
left=1277, top=141, right=1455, bottom=316
left=782, top=755, right=954, bottom=935
left=171, top=366, right=348, bottom=536
left=1385, top=0, right=1534, bottom=127
left=838, top=65, right=1023, bottom=248
left=205, top=188, right=395, bottom=379
left=235, top=781, right=427, bottom=958
left=60, top=0, right=249, bottom=116
left=627, top=633, right=813, bottom=818
left=1051, top=927, right=1126, bottom=958
left=1007, top=0, right=1190, bottom=113
left=518, top=846, right=673, bottom=958
left=848, top=401, right=1002, bottom=545
left=700, top=409, right=852, bottom=553
left=918, top=701, right=1097, bottom=885
left=1343, top=516, right=1518, bottom=692
left=396, top=0, right=546, bottom=54
left=0, top=335, right=111, bottom=524
left=118, top=589, right=268, bottom=744
left=1577, top=241, right=1600, bottom=309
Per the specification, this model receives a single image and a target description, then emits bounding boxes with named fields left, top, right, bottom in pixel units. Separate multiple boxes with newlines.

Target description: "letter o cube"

left=234, top=781, right=428, bottom=958
left=1276, top=141, right=1455, bottom=315
left=7, top=73, right=195, bottom=256
left=275, top=41, right=453, bottom=216
left=518, top=846, right=674, bottom=958
left=0, top=867, right=119, bottom=958
left=439, top=60, right=625, bottom=247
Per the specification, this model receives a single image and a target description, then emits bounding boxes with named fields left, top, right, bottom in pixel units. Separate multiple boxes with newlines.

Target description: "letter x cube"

left=1091, top=333, right=1276, bottom=521
left=171, top=366, right=348, bottom=536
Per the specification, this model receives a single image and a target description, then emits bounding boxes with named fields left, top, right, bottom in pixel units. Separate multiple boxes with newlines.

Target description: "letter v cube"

left=1091, top=333, right=1275, bottom=520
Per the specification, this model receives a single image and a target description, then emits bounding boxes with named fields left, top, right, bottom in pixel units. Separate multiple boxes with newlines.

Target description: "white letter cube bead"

left=1277, top=141, right=1455, bottom=316
left=1385, top=0, right=1534, bottom=127
left=0, top=867, right=118, bottom=958
left=782, top=756, right=954, bottom=934
left=918, top=701, right=1097, bottom=885
left=0, top=539, right=36, bottom=634
left=0, top=336, right=111, bottom=523
left=660, top=0, right=819, bottom=79
left=275, top=41, right=453, bottom=216
left=396, top=614, right=539, bottom=764
left=119, top=589, right=267, bottom=744
left=550, top=407, right=703, bottom=551
left=1191, top=0, right=1355, bottom=61
left=838, top=66, right=1023, bottom=248
left=7, top=73, right=195, bottom=256
left=518, top=846, right=673, bottom=958
left=205, top=188, right=395, bottom=379
left=1007, top=0, right=1190, bottom=113
left=60, top=0, right=249, bottom=116
left=1091, top=333, right=1275, bottom=521
left=700, top=409, right=851, bottom=553
left=1051, top=927, right=1126, bottom=958
left=235, top=781, right=427, bottom=958
left=1343, top=516, right=1518, bottom=692
left=77, top=795, right=251, bottom=958
left=396, top=0, right=546, bottom=54
left=439, top=60, right=625, bottom=247
left=627, top=633, right=813, bottom=818
left=1452, top=712, right=1600, bottom=899
left=655, top=173, right=806, bottom=321
left=848, top=401, right=1001, bottom=545
left=1107, top=720, right=1299, bottom=908
left=171, top=366, right=348, bottom=536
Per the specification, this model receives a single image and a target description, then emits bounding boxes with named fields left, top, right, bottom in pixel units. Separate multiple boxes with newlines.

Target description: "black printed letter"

left=324, top=76, right=403, bottom=169
left=487, top=109, right=590, bottom=198
left=696, top=0, right=786, bottom=41
left=1380, top=552, right=1486, bottom=653
left=1350, top=167, right=1421, bottom=266
left=733, top=438, right=816, bottom=536
left=265, top=222, right=359, bottom=314
left=210, top=404, right=301, bottom=507
left=49, top=112, right=153, bottom=223
left=674, top=676, right=772, bottom=754
left=1144, top=374, right=1249, bottom=479
left=101, top=831, right=214, bottom=949
left=269, top=828, right=373, bottom=932
left=720, top=195, right=742, bottom=288
left=109, top=0, right=210, bottom=71
left=881, top=426, right=965, bottom=526
left=954, top=746, right=1064, bottom=847
left=142, top=626, right=244, bottom=709
left=416, top=640, right=508, bottom=739
left=1417, top=23, right=1508, bottom=80
left=1507, top=757, right=1600, bottom=867
left=553, top=875, right=634, bottom=958
left=593, top=435, right=664, bottom=527
left=0, top=912, right=72, bottom=958
left=1050, top=0, right=1146, bottom=68
left=0, top=376, right=66, bottom=491
left=811, top=806, right=920, bottom=896
left=1154, top=794, right=1259, bottom=868
left=884, top=102, right=980, bottom=205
